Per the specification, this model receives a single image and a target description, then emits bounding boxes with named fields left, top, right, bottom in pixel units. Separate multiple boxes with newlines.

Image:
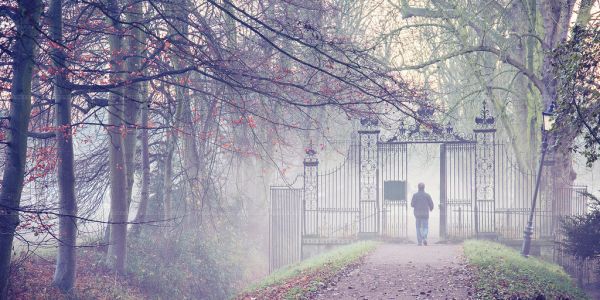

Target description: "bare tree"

left=49, top=0, right=78, bottom=293
left=0, top=0, right=43, bottom=297
left=105, top=0, right=128, bottom=274
left=123, top=0, right=143, bottom=209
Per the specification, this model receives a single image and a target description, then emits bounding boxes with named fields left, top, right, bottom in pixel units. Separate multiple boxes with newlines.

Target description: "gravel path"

left=313, top=243, right=475, bottom=300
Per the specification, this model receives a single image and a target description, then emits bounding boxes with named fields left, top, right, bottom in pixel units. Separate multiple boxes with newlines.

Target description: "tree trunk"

left=539, top=0, right=578, bottom=189
left=49, top=0, right=78, bottom=293
left=105, top=0, right=128, bottom=274
left=181, top=93, right=200, bottom=220
left=163, top=107, right=181, bottom=221
left=146, top=156, right=165, bottom=223
left=129, top=4, right=151, bottom=237
left=124, top=0, right=143, bottom=209
left=0, top=0, right=43, bottom=296
left=506, top=1, right=534, bottom=168
left=526, top=0, right=539, bottom=167
left=131, top=84, right=150, bottom=236
left=162, top=1, right=189, bottom=221
left=0, top=0, right=43, bottom=297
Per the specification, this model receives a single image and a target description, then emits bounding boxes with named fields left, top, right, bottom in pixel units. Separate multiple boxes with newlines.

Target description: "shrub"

left=127, top=231, right=245, bottom=299
left=560, top=194, right=600, bottom=261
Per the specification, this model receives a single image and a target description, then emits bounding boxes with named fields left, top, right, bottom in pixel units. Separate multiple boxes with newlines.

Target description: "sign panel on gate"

left=384, top=181, right=406, bottom=201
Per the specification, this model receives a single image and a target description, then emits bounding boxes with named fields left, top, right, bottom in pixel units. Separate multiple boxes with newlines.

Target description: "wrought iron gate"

left=269, top=115, right=487, bottom=267
left=379, top=143, right=408, bottom=240
left=440, top=142, right=475, bottom=239
left=269, top=101, right=589, bottom=270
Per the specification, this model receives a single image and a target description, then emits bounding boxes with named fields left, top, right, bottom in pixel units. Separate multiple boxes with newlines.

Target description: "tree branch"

left=68, top=66, right=197, bottom=93
left=27, top=131, right=56, bottom=139
left=572, top=98, right=600, bottom=146
left=390, top=45, right=547, bottom=96
left=0, top=5, right=16, bottom=20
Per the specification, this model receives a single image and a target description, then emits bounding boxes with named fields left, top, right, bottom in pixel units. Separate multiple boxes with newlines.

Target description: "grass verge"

left=463, top=240, right=587, bottom=299
left=238, top=241, right=378, bottom=300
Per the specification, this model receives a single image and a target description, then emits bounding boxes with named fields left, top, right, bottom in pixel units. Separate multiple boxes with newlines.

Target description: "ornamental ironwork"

left=475, top=131, right=495, bottom=201
left=359, top=132, right=378, bottom=202
left=303, top=144, right=319, bottom=236
left=475, top=99, right=495, bottom=128
left=358, top=119, right=380, bottom=233
left=473, top=99, right=496, bottom=234
left=380, top=120, right=473, bottom=143
left=360, top=117, right=379, bottom=131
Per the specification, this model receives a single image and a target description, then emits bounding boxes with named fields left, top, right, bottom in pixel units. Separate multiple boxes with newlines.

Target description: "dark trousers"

left=415, top=217, right=429, bottom=244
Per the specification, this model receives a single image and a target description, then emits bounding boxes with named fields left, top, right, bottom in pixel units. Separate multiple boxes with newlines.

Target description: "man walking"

left=411, top=183, right=434, bottom=246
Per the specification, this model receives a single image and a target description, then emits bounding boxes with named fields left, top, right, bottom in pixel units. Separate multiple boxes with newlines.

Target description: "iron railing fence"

left=269, top=187, right=302, bottom=272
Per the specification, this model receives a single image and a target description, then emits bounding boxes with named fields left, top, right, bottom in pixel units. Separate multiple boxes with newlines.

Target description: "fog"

left=1, top=0, right=598, bottom=299
left=406, top=144, right=441, bottom=241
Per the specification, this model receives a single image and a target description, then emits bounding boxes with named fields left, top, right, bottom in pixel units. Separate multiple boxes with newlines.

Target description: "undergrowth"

left=127, top=231, right=247, bottom=300
left=8, top=248, right=143, bottom=300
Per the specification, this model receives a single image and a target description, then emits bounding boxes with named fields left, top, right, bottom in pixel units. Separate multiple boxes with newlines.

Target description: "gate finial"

left=304, top=140, right=318, bottom=166
left=475, top=99, right=495, bottom=128
left=360, top=117, right=379, bottom=131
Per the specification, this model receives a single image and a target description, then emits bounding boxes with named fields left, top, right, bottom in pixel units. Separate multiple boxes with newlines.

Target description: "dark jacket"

left=411, top=191, right=434, bottom=218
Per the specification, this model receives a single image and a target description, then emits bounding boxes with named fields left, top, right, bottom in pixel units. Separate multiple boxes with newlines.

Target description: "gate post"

left=474, top=100, right=497, bottom=237
left=439, top=144, right=447, bottom=239
left=303, top=146, right=319, bottom=238
left=358, top=117, right=380, bottom=237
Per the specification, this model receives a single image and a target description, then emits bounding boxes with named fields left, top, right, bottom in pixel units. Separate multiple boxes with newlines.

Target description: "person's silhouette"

left=411, top=183, right=434, bottom=246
